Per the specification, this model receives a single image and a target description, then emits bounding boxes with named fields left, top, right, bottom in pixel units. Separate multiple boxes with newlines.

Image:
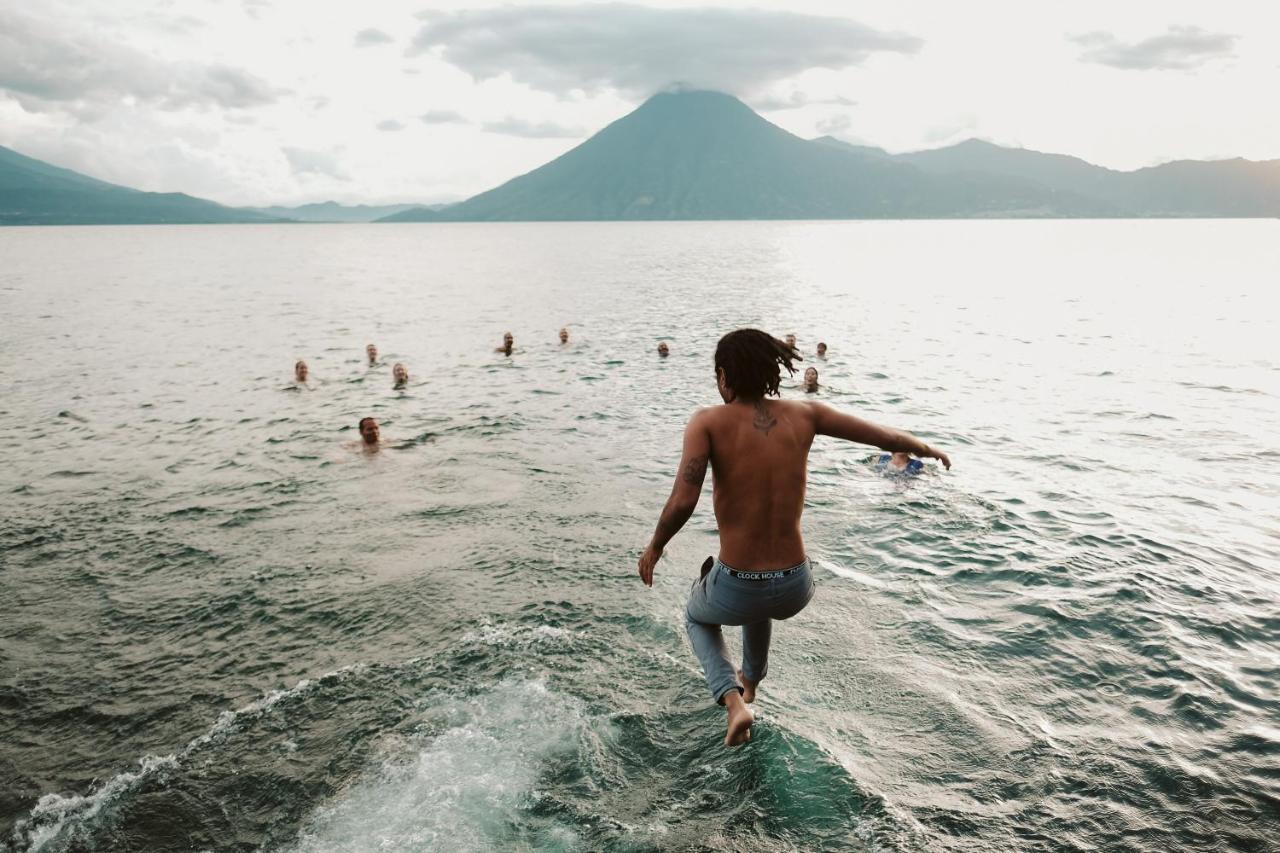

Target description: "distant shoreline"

left=4, top=215, right=1279, bottom=228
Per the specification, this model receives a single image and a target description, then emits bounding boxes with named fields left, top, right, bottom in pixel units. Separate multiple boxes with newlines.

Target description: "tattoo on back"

left=752, top=402, right=777, bottom=435
left=682, top=453, right=708, bottom=485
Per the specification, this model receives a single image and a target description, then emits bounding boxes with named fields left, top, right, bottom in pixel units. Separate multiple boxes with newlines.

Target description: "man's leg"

left=685, top=610, right=741, bottom=705
left=738, top=620, right=772, bottom=703
left=686, top=574, right=755, bottom=746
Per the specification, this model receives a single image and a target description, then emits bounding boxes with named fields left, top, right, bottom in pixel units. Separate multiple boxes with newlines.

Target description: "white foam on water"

left=21, top=755, right=179, bottom=852
left=283, top=679, right=588, bottom=853
left=818, top=556, right=890, bottom=589
left=461, top=621, right=586, bottom=647
left=12, top=663, right=367, bottom=852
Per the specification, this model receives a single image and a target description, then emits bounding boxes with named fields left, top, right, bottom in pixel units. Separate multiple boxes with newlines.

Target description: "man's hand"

left=923, top=445, right=952, bottom=470
left=638, top=543, right=662, bottom=587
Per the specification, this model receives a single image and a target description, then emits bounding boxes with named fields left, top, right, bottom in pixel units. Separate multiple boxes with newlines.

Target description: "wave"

left=9, top=664, right=368, bottom=852
left=6, top=618, right=893, bottom=852
left=5, top=623, right=595, bottom=851
left=14, top=755, right=179, bottom=853
left=281, top=674, right=894, bottom=852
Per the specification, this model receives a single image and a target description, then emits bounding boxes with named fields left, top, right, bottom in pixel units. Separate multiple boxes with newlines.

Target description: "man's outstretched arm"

left=638, top=411, right=711, bottom=586
left=810, top=402, right=951, bottom=469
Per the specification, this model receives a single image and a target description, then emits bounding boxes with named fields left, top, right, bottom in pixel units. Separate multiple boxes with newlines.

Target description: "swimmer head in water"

left=803, top=366, right=819, bottom=393
left=657, top=341, right=670, bottom=358
left=878, top=451, right=924, bottom=474
left=784, top=333, right=797, bottom=350
left=816, top=342, right=827, bottom=358
left=366, top=343, right=378, bottom=365
left=294, top=360, right=309, bottom=383
left=392, top=363, right=409, bottom=388
left=559, top=327, right=569, bottom=344
left=497, top=332, right=514, bottom=355
left=358, top=416, right=380, bottom=446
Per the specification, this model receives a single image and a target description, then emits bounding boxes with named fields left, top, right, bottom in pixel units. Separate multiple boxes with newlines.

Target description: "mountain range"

left=385, top=90, right=1280, bottom=221
left=0, top=147, right=437, bottom=225
left=0, top=145, right=280, bottom=225
left=4, top=90, right=1278, bottom=225
left=246, top=201, right=446, bottom=223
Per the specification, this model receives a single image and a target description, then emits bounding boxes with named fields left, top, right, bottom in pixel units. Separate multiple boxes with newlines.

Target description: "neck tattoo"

left=752, top=401, right=777, bottom=435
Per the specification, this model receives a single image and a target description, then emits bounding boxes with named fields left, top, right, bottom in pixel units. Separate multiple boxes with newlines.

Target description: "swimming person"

left=496, top=332, right=514, bottom=356
left=657, top=341, right=670, bottom=358
left=816, top=342, right=828, bottom=358
left=559, top=327, right=570, bottom=344
left=877, top=451, right=924, bottom=474
left=392, top=362, right=409, bottom=389
left=803, top=367, right=820, bottom=393
left=366, top=343, right=378, bottom=366
left=294, top=359, right=310, bottom=385
left=357, top=416, right=381, bottom=450
left=637, top=328, right=951, bottom=747
left=784, top=333, right=797, bottom=349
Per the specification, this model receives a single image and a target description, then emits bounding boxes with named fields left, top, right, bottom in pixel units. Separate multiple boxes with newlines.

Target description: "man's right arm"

left=809, top=402, right=951, bottom=469
left=637, top=409, right=712, bottom=586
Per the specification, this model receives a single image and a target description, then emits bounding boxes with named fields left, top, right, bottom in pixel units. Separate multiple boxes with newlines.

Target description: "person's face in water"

left=392, top=363, right=408, bottom=386
left=657, top=342, right=669, bottom=357
left=503, top=332, right=514, bottom=352
left=360, top=418, right=380, bottom=445
left=804, top=367, right=819, bottom=391
left=816, top=342, right=827, bottom=357
left=366, top=344, right=377, bottom=364
left=559, top=328, right=569, bottom=344
left=785, top=334, right=797, bottom=349
left=295, top=361, right=308, bottom=382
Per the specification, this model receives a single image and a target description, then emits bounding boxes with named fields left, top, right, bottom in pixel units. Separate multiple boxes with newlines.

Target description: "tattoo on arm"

left=681, top=453, right=708, bottom=485
left=752, top=401, right=777, bottom=436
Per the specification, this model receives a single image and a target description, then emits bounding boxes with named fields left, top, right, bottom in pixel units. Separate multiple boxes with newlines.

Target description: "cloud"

left=282, top=147, right=349, bottom=180
left=921, top=114, right=980, bottom=145
left=1071, top=26, right=1237, bottom=71
left=752, top=91, right=858, bottom=112
left=407, top=5, right=921, bottom=98
left=480, top=116, right=585, bottom=138
left=815, top=114, right=853, bottom=136
left=354, top=28, right=394, bottom=47
left=0, top=8, right=279, bottom=115
left=242, top=0, right=271, bottom=21
left=420, top=109, right=467, bottom=124
left=376, top=119, right=405, bottom=131
left=141, top=12, right=207, bottom=36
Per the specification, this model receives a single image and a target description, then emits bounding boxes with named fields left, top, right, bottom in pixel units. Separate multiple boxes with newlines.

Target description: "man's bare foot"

left=723, top=691, right=755, bottom=747
left=736, top=668, right=759, bottom=704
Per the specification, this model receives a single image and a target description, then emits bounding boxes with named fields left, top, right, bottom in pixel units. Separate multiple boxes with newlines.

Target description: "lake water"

left=0, top=220, right=1277, bottom=852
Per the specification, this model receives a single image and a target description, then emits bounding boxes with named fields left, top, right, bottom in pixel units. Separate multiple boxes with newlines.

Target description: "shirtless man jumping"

left=637, top=329, right=951, bottom=746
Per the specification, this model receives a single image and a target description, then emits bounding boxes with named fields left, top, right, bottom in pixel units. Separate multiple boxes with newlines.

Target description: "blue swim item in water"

left=877, top=454, right=924, bottom=474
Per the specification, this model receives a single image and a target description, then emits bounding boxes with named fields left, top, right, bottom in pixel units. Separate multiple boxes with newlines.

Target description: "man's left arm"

left=638, top=411, right=711, bottom=586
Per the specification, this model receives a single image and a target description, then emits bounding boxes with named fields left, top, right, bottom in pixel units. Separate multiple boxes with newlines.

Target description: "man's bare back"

left=699, top=398, right=813, bottom=569
left=636, top=328, right=951, bottom=747
left=642, top=397, right=950, bottom=578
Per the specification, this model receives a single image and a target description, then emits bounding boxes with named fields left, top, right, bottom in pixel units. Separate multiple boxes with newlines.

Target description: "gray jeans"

left=685, top=556, right=815, bottom=703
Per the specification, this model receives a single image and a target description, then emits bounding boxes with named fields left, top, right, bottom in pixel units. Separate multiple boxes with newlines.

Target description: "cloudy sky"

left=2, top=0, right=1276, bottom=207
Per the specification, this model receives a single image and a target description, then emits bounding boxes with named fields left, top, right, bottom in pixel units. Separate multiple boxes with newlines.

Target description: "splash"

left=285, top=680, right=588, bottom=852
